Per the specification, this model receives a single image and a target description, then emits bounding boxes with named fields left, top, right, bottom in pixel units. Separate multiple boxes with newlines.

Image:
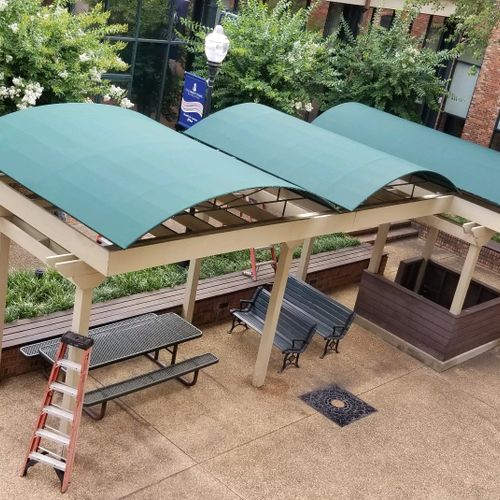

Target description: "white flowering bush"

left=0, top=0, right=133, bottom=114
left=183, top=0, right=340, bottom=116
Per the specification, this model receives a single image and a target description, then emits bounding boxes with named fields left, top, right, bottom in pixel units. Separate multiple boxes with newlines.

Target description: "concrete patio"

left=1, top=239, right=500, bottom=499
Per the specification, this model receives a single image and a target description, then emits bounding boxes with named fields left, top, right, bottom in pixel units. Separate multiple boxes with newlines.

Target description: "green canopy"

left=0, top=104, right=300, bottom=248
left=313, top=102, right=500, bottom=206
left=186, top=103, right=456, bottom=209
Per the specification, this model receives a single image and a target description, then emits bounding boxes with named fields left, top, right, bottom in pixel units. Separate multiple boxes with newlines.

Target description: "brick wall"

left=462, top=23, right=500, bottom=146
left=411, top=13, right=430, bottom=38
left=413, top=222, right=500, bottom=274
left=1, top=255, right=387, bottom=378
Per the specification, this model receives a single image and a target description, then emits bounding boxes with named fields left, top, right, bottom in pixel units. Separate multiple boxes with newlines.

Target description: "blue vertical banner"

left=178, top=72, right=207, bottom=129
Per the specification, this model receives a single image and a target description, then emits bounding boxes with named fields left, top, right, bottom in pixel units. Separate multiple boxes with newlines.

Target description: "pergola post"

left=0, top=234, right=10, bottom=376
left=61, top=273, right=104, bottom=433
left=367, top=223, right=390, bottom=273
left=296, top=237, right=314, bottom=281
left=181, top=258, right=202, bottom=323
left=252, top=240, right=300, bottom=388
left=414, top=226, right=439, bottom=292
left=449, top=227, right=494, bottom=315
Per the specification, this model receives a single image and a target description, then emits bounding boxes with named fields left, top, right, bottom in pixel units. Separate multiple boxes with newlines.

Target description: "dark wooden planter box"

left=355, top=261, right=500, bottom=361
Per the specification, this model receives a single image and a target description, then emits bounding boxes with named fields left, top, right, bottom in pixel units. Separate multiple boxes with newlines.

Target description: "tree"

left=0, top=0, right=130, bottom=115
left=322, top=9, right=452, bottom=121
left=183, top=0, right=340, bottom=115
left=422, top=0, right=500, bottom=58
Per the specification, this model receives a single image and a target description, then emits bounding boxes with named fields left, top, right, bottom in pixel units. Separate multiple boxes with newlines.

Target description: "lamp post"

left=203, top=25, right=229, bottom=117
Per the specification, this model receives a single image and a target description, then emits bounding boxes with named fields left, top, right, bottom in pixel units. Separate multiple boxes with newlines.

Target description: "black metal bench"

left=83, top=353, right=219, bottom=420
left=229, top=287, right=317, bottom=372
left=283, top=276, right=355, bottom=358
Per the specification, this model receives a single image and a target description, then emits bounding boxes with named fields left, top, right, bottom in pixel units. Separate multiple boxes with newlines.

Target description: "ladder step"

left=56, top=359, right=81, bottom=373
left=29, top=452, right=66, bottom=472
left=35, top=429, right=70, bottom=446
left=50, top=382, right=77, bottom=398
left=43, top=405, right=74, bottom=422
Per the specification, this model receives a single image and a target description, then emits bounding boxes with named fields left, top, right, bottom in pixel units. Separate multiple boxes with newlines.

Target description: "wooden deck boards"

left=3, top=245, right=376, bottom=349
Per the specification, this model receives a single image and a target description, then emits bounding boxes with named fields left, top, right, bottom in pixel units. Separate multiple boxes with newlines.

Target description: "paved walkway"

left=1, top=239, right=499, bottom=499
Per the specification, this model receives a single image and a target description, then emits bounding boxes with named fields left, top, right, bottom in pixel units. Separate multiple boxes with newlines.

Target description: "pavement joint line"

left=425, top=366, right=499, bottom=412
left=117, top=462, right=200, bottom=500
left=197, top=412, right=316, bottom=467
left=356, top=365, right=424, bottom=398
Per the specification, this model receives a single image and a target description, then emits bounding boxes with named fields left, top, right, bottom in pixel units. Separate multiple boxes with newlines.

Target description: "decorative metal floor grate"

left=300, top=384, right=377, bottom=427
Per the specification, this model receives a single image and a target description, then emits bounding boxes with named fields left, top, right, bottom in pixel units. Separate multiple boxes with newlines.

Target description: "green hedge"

left=5, top=233, right=359, bottom=323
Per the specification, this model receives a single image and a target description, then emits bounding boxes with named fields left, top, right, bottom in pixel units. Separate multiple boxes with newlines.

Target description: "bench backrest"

left=250, top=287, right=317, bottom=344
left=284, top=276, right=355, bottom=331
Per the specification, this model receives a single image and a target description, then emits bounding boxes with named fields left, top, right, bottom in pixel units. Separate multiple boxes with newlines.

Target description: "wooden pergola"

left=0, top=102, right=499, bottom=403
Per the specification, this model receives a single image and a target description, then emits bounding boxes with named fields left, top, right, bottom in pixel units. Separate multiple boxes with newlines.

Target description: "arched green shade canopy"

left=186, top=103, right=456, bottom=209
left=313, top=102, right=500, bottom=206
left=0, top=104, right=301, bottom=248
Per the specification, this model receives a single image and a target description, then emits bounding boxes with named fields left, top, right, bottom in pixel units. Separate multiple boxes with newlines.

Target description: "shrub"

left=0, top=0, right=131, bottom=114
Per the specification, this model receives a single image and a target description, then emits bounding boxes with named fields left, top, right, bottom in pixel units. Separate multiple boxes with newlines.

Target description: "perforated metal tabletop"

left=38, top=313, right=202, bottom=369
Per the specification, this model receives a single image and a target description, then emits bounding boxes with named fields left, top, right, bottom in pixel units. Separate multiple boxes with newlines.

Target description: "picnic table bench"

left=283, top=276, right=355, bottom=358
left=229, top=287, right=317, bottom=372
left=21, top=313, right=218, bottom=420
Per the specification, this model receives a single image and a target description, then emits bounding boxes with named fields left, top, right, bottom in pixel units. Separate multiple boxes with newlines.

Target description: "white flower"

left=294, top=102, right=303, bottom=110
left=89, top=67, right=103, bottom=82
left=304, top=102, right=313, bottom=112
left=58, top=70, right=69, bottom=79
left=17, top=103, right=28, bottom=110
left=12, top=77, right=23, bottom=86
left=79, top=53, right=91, bottom=62
left=119, top=98, right=134, bottom=109
left=9, top=23, right=19, bottom=33
left=5, top=55, right=12, bottom=63
left=109, top=85, right=126, bottom=99
left=84, top=97, right=94, bottom=103
left=0, top=0, right=8, bottom=12
left=103, top=95, right=111, bottom=102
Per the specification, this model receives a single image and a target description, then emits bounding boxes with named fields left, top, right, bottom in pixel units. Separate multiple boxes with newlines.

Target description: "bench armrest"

left=239, top=299, right=254, bottom=311
left=291, top=338, right=305, bottom=350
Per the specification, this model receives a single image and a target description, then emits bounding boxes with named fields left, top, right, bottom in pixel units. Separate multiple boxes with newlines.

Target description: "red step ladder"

left=21, top=332, right=93, bottom=493
left=243, top=245, right=278, bottom=281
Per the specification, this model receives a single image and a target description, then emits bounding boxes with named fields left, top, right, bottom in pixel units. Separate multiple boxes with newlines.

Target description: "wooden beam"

left=181, top=258, right=202, bottom=323
left=0, top=235, right=10, bottom=375
left=367, top=223, right=390, bottom=273
left=172, top=213, right=215, bottom=232
left=414, top=226, right=439, bottom=292
left=296, top=238, right=314, bottom=281
left=449, top=197, right=500, bottom=234
left=415, top=215, right=476, bottom=245
left=252, top=240, right=299, bottom=387
left=449, top=243, right=482, bottom=315
left=0, top=218, right=56, bottom=263
left=107, top=196, right=453, bottom=276
left=0, top=182, right=109, bottom=275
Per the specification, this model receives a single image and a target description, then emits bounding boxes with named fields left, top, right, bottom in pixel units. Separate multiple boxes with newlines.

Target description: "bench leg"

left=228, top=316, right=248, bottom=333
left=176, top=369, right=200, bottom=387
left=320, top=339, right=340, bottom=358
left=83, top=402, right=108, bottom=421
left=279, top=352, right=300, bottom=373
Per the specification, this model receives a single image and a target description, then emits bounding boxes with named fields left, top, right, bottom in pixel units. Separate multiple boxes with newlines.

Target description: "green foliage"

left=419, top=0, right=500, bottom=59
left=182, top=0, right=340, bottom=115
left=0, top=0, right=130, bottom=114
left=5, top=233, right=359, bottom=323
left=323, top=9, right=452, bottom=121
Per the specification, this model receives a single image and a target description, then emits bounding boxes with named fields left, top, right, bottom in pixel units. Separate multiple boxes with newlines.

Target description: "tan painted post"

left=61, top=273, right=104, bottom=433
left=449, top=226, right=494, bottom=315
left=414, top=226, right=439, bottom=292
left=181, top=258, right=202, bottom=323
left=296, top=237, right=314, bottom=281
left=252, top=241, right=299, bottom=388
left=449, top=243, right=482, bottom=315
left=0, top=234, right=10, bottom=376
left=367, top=223, right=390, bottom=273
